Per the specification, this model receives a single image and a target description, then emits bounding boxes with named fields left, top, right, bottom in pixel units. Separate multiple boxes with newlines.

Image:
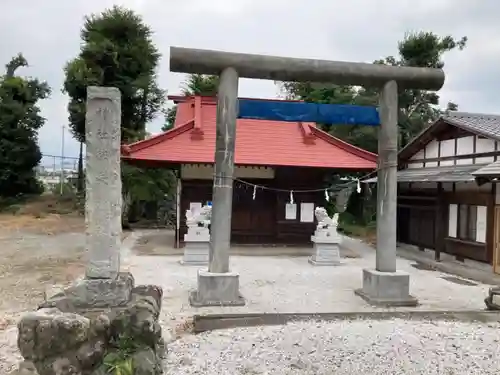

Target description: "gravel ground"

left=0, top=228, right=494, bottom=374
left=167, top=319, right=500, bottom=374
left=0, top=229, right=86, bottom=373
left=128, top=250, right=491, bottom=340
left=0, top=228, right=132, bottom=374
left=127, top=235, right=494, bottom=374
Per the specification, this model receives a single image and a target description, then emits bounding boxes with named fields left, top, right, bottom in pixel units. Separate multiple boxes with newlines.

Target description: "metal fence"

left=37, top=154, right=81, bottom=194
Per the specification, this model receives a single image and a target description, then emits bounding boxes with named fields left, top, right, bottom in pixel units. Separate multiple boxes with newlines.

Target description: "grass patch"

left=339, top=222, right=376, bottom=245
left=104, top=334, right=141, bottom=375
left=0, top=193, right=84, bottom=234
left=11, top=193, right=82, bottom=216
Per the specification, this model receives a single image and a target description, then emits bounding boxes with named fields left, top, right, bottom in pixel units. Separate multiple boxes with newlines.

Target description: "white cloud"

left=0, top=0, right=498, bottom=158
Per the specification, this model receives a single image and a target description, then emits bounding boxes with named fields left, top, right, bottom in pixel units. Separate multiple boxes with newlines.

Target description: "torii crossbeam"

left=170, top=46, right=445, bottom=307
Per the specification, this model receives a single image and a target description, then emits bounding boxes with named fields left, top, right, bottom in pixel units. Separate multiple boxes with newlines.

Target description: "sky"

left=0, top=0, right=499, bottom=160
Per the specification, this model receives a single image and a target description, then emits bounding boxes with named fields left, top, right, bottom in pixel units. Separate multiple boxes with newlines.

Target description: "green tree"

left=162, top=105, right=177, bottom=131
left=377, top=32, right=467, bottom=146
left=279, top=31, right=467, bottom=227
left=162, top=74, right=219, bottom=131
left=278, top=31, right=467, bottom=152
left=63, top=6, right=164, bottom=143
left=63, top=6, right=171, bottom=227
left=0, top=54, right=51, bottom=200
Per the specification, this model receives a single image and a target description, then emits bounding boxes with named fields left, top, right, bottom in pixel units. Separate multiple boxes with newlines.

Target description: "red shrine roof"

left=121, top=95, right=377, bottom=169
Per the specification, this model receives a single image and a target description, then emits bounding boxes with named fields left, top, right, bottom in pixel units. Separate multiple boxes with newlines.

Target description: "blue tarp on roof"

left=238, top=99, right=380, bottom=126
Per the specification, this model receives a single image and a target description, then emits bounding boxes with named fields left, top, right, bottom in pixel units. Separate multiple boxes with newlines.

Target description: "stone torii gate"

left=170, top=47, right=445, bottom=307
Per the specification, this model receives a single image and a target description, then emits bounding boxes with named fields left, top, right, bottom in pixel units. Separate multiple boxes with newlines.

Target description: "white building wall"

left=439, top=139, right=455, bottom=166
left=456, top=136, right=474, bottom=165
left=476, top=137, right=496, bottom=164
left=407, top=135, right=498, bottom=169
left=408, top=148, right=425, bottom=168
left=447, top=203, right=487, bottom=243
left=424, top=140, right=439, bottom=167
left=448, top=204, right=457, bottom=237
left=476, top=206, right=487, bottom=243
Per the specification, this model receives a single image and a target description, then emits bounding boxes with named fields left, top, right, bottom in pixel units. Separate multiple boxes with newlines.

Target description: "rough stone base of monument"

left=40, top=272, right=135, bottom=309
left=181, top=241, right=209, bottom=265
left=354, top=268, right=418, bottom=307
left=485, top=287, right=500, bottom=310
left=17, top=284, right=166, bottom=375
left=308, top=242, right=342, bottom=266
left=189, top=270, right=245, bottom=307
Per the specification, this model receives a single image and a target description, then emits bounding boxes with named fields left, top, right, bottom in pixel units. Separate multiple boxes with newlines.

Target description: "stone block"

left=309, top=242, right=341, bottom=266
left=75, top=338, right=107, bottom=371
left=17, top=308, right=92, bottom=362
left=109, top=284, right=163, bottom=350
left=63, top=272, right=134, bottom=308
left=131, top=285, right=163, bottom=312
left=15, top=361, right=38, bottom=375
left=17, top=283, right=165, bottom=375
left=354, top=268, right=418, bottom=307
left=131, top=348, right=163, bottom=375
left=485, top=287, right=500, bottom=310
left=181, top=242, right=209, bottom=265
left=38, top=292, right=76, bottom=313
left=189, top=270, right=245, bottom=307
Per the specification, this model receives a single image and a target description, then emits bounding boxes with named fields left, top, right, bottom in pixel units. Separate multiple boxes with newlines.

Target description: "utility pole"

left=60, top=125, right=65, bottom=195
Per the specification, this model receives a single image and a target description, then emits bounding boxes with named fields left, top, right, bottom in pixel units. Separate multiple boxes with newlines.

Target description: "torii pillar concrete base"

left=354, top=269, right=418, bottom=307
left=189, top=270, right=245, bottom=307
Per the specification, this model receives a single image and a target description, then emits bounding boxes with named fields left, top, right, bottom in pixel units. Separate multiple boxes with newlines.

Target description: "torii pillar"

left=170, top=47, right=445, bottom=307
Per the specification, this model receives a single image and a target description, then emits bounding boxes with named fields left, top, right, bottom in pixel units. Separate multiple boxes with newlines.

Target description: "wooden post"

left=486, top=183, right=496, bottom=265
left=435, top=182, right=444, bottom=262
left=175, top=169, right=182, bottom=249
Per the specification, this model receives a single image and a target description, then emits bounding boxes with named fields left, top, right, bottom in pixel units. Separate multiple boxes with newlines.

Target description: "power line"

left=41, top=154, right=79, bottom=160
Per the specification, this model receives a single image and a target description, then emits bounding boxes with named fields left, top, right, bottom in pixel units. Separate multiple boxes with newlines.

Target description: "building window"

left=457, top=204, right=477, bottom=241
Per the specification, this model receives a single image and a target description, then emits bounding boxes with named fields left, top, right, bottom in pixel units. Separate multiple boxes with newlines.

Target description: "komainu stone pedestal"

left=309, top=229, right=342, bottom=266
left=485, top=287, right=500, bottom=310
left=355, top=268, right=418, bottom=307
left=189, top=270, right=245, bottom=307
left=182, top=205, right=212, bottom=266
left=181, top=228, right=209, bottom=266
left=309, top=207, right=342, bottom=266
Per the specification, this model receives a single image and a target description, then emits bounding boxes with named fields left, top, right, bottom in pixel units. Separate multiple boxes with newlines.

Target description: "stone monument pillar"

left=85, top=86, right=122, bottom=279
left=64, top=86, right=133, bottom=308
left=181, top=205, right=211, bottom=265
left=309, top=207, right=342, bottom=266
left=15, top=86, right=166, bottom=375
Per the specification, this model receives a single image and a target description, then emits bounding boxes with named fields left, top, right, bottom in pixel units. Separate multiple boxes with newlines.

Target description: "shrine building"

left=121, top=95, right=377, bottom=247
left=364, top=111, right=500, bottom=272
